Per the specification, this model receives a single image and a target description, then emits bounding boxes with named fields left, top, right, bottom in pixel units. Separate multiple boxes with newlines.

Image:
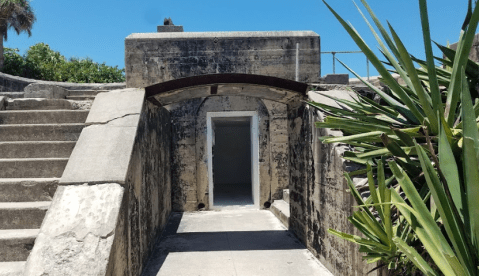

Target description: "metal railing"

left=321, top=51, right=370, bottom=80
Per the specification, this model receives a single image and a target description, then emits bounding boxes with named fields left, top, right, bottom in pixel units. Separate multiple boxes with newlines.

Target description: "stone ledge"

left=271, top=200, right=290, bottom=229
left=61, top=88, right=146, bottom=185
left=127, top=30, right=319, bottom=40
left=60, top=124, right=138, bottom=185
left=85, top=88, right=144, bottom=126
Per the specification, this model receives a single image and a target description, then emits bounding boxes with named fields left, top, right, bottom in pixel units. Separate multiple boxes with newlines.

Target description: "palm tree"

left=0, top=0, right=35, bottom=69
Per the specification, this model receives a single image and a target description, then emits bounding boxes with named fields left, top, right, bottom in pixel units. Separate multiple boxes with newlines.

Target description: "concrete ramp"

left=142, top=210, right=333, bottom=276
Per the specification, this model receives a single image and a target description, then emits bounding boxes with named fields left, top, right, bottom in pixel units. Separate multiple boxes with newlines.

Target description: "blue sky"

left=4, top=0, right=473, bottom=78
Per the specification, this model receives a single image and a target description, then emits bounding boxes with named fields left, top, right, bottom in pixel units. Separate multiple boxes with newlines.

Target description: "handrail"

left=321, top=51, right=370, bottom=80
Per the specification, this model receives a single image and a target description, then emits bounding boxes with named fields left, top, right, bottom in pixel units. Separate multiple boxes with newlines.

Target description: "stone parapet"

left=0, top=71, right=125, bottom=92
left=125, top=31, right=321, bottom=87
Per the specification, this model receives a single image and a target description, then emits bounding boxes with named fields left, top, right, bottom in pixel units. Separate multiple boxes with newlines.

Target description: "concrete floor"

left=214, top=183, right=253, bottom=206
left=141, top=210, right=333, bottom=276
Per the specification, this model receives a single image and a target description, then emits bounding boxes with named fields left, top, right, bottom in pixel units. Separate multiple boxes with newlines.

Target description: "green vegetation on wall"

left=312, top=0, right=479, bottom=275
left=3, top=43, right=125, bottom=83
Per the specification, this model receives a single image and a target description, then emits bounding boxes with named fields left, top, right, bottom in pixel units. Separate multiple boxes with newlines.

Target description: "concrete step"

left=283, top=189, right=290, bottom=204
left=0, top=202, right=50, bottom=229
left=68, top=89, right=108, bottom=96
left=0, top=158, right=69, bottom=178
left=0, top=110, right=89, bottom=124
left=0, top=178, right=58, bottom=202
left=271, top=200, right=290, bottom=229
left=0, top=229, right=38, bottom=262
left=0, top=124, right=84, bottom=142
left=0, top=93, right=24, bottom=99
left=0, top=141, right=76, bottom=158
left=0, top=261, right=25, bottom=276
left=6, top=98, right=73, bottom=110
left=66, top=95, right=95, bottom=101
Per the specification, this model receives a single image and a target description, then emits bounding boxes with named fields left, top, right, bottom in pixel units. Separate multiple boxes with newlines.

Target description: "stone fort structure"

left=0, top=23, right=381, bottom=276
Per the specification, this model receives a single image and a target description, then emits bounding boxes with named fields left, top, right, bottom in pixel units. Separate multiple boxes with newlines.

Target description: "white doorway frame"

left=207, top=111, right=260, bottom=209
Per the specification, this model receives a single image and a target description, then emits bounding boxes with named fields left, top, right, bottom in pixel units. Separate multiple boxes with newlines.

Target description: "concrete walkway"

left=142, top=209, right=333, bottom=276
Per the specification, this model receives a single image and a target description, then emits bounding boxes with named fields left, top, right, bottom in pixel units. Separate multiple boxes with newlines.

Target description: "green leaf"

left=416, top=140, right=473, bottom=273
left=461, top=67, right=479, bottom=257
left=390, top=162, right=467, bottom=275
left=445, top=3, right=479, bottom=125
left=322, top=0, right=423, bottom=124
left=418, top=0, right=443, bottom=117
left=388, top=22, right=438, bottom=134
left=393, top=237, right=438, bottom=276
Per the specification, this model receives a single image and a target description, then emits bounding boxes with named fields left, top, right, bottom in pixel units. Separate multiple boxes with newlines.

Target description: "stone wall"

left=166, top=95, right=289, bottom=211
left=0, top=71, right=125, bottom=92
left=125, top=31, right=320, bottom=87
left=288, top=90, right=381, bottom=276
left=450, top=32, right=479, bottom=63
left=24, top=88, right=172, bottom=276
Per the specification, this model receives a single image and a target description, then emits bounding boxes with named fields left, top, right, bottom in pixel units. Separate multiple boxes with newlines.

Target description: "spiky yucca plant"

left=314, top=0, right=479, bottom=275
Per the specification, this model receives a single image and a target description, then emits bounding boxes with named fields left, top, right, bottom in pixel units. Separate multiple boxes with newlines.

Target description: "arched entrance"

left=145, top=73, right=308, bottom=211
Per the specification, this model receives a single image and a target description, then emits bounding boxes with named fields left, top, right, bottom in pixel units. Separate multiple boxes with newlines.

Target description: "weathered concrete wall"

left=24, top=88, right=172, bottom=276
left=288, top=90, right=381, bottom=276
left=450, top=32, right=479, bottom=63
left=107, top=100, right=171, bottom=276
left=0, top=71, right=125, bottom=92
left=125, top=31, right=320, bottom=87
left=167, top=95, right=289, bottom=211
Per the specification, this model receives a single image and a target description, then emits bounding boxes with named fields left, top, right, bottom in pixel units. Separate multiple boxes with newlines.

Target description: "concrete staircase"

left=0, top=89, right=108, bottom=101
left=0, top=96, right=89, bottom=275
left=271, top=189, right=290, bottom=228
left=66, top=89, right=108, bottom=101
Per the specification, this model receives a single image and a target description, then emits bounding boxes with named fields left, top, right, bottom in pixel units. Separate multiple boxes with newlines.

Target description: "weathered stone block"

left=24, top=183, right=124, bottom=276
left=157, top=25, right=184, bottom=32
left=323, top=74, right=349, bottom=85
left=24, top=83, right=68, bottom=99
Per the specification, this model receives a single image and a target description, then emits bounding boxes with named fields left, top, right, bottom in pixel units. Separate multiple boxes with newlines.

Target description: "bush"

left=2, top=43, right=125, bottom=83
left=314, top=0, right=479, bottom=275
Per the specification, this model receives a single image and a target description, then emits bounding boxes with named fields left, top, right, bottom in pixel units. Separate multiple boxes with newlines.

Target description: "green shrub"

left=3, top=47, right=26, bottom=76
left=1, top=42, right=125, bottom=83
left=314, top=0, right=479, bottom=275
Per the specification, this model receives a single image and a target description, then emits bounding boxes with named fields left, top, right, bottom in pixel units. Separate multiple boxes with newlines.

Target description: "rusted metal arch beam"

left=145, top=73, right=309, bottom=102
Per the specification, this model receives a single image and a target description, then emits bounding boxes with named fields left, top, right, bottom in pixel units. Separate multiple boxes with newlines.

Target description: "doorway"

left=207, top=111, right=259, bottom=209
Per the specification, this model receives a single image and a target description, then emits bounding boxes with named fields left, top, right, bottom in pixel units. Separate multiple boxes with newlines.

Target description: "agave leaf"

left=438, top=115, right=463, bottom=218
left=461, top=67, right=479, bottom=256
left=393, top=237, right=439, bottom=276
left=349, top=213, right=383, bottom=243
left=389, top=168, right=466, bottom=275
left=318, top=131, right=384, bottom=144
left=367, top=164, right=384, bottom=223
left=380, top=133, right=412, bottom=161
left=316, top=117, right=393, bottom=134
left=444, top=3, right=479, bottom=125
left=435, top=43, right=479, bottom=80
left=353, top=0, right=415, bottom=91
left=388, top=22, right=438, bottom=134
left=322, top=0, right=423, bottom=124
left=308, top=100, right=404, bottom=126
left=328, top=229, right=391, bottom=251
left=321, top=60, right=412, bottom=122
left=416, top=140, right=473, bottom=273
left=418, top=0, right=443, bottom=116
left=392, top=128, right=415, bottom=147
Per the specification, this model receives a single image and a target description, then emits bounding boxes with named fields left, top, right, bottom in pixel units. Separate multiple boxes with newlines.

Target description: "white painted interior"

left=207, top=111, right=259, bottom=209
